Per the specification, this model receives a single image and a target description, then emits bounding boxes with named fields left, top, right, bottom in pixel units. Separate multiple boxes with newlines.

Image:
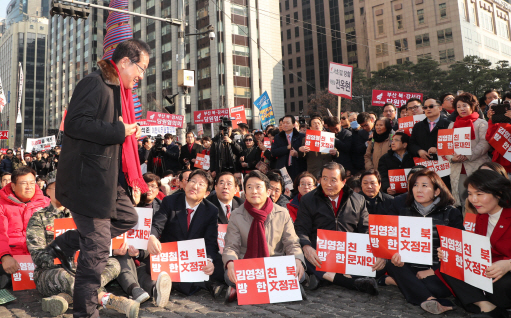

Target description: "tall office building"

left=5, top=0, right=50, bottom=29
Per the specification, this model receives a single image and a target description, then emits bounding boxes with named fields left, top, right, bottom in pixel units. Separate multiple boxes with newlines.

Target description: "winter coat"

left=378, top=150, right=416, bottom=193
left=0, top=185, right=50, bottom=259
left=333, top=128, right=353, bottom=172
left=210, top=134, right=242, bottom=174
left=364, top=136, right=392, bottom=171
left=0, top=158, right=13, bottom=173
left=180, top=143, right=203, bottom=170
left=475, top=208, right=511, bottom=263
left=362, top=191, right=394, bottom=215
left=241, top=146, right=262, bottom=171
left=350, top=129, right=369, bottom=173
left=294, top=185, right=368, bottom=249
left=271, top=129, right=306, bottom=182
left=409, top=116, right=451, bottom=157
left=274, top=194, right=290, bottom=209
left=446, top=119, right=490, bottom=206
left=287, top=194, right=300, bottom=222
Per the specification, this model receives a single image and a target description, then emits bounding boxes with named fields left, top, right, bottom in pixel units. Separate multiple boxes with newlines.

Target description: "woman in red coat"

left=438, top=169, right=511, bottom=317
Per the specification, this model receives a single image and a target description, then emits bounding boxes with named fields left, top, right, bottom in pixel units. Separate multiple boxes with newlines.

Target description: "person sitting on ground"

left=287, top=172, right=317, bottom=222
left=378, top=132, right=416, bottom=195
left=222, top=170, right=307, bottom=302
left=206, top=172, right=244, bottom=224
left=267, top=171, right=290, bottom=208
left=359, top=169, right=394, bottom=215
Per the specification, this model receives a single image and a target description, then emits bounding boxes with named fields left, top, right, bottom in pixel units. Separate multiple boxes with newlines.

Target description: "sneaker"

left=354, top=277, right=379, bottom=296
left=105, top=294, right=140, bottom=318
left=224, top=286, right=237, bottom=303
left=153, top=272, right=172, bottom=308
left=131, top=287, right=150, bottom=304
left=42, top=295, right=69, bottom=317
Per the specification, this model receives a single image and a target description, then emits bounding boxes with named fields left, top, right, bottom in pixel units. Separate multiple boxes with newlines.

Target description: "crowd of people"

left=1, top=38, right=511, bottom=318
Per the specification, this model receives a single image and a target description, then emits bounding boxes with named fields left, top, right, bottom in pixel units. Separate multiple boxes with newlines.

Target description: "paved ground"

left=1, top=282, right=473, bottom=318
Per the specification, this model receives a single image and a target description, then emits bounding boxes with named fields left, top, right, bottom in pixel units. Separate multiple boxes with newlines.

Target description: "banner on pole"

left=328, top=62, right=353, bottom=99
left=0, top=76, right=6, bottom=113
left=194, top=108, right=229, bottom=124
left=254, top=92, right=276, bottom=129
left=16, top=62, right=23, bottom=124
left=230, top=105, right=247, bottom=129
left=371, top=90, right=423, bottom=107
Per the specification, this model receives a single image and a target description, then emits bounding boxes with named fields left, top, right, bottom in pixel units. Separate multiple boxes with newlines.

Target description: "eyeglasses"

left=17, top=181, right=36, bottom=187
left=299, top=183, right=315, bottom=188
left=245, top=139, right=253, bottom=142
left=130, top=60, right=146, bottom=75
left=407, top=105, right=421, bottom=110
left=423, top=105, right=438, bottom=109
left=384, top=109, right=395, bottom=113
left=217, top=181, right=235, bottom=188
left=6, top=152, right=12, bottom=154
left=444, top=97, right=454, bottom=101
left=188, top=179, right=208, bottom=189
left=147, top=184, right=159, bottom=190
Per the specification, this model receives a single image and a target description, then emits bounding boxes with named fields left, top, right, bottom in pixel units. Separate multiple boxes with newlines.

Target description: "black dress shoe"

left=471, top=307, right=509, bottom=318
left=45, top=242, right=76, bottom=275
left=206, top=280, right=226, bottom=299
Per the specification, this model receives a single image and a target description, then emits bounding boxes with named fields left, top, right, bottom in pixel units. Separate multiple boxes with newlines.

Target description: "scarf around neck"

left=110, top=60, right=148, bottom=194
left=413, top=196, right=441, bottom=216
left=243, top=197, right=274, bottom=259
left=372, top=129, right=391, bottom=143
left=453, top=112, right=479, bottom=140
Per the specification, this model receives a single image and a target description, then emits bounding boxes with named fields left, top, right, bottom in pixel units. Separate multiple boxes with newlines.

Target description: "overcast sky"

left=0, top=1, right=9, bottom=19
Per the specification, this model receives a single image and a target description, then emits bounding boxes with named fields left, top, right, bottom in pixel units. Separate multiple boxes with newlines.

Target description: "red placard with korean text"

left=230, top=105, right=247, bottom=129
left=263, top=137, right=271, bottom=148
left=388, top=169, right=411, bottom=193
left=437, top=225, right=492, bottom=293
left=217, top=224, right=228, bottom=254
left=12, top=255, right=36, bottom=291
left=372, top=90, right=423, bottom=107
left=464, top=213, right=477, bottom=233
left=125, top=208, right=152, bottom=250
left=369, top=215, right=433, bottom=265
left=413, top=155, right=451, bottom=178
left=488, top=124, right=511, bottom=161
left=233, top=255, right=302, bottom=305
left=150, top=239, right=209, bottom=282
left=194, top=153, right=210, bottom=170
left=437, top=127, right=472, bottom=156
left=193, top=108, right=230, bottom=124
left=146, top=111, right=185, bottom=128
left=53, top=218, right=78, bottom=265
left=398, top=114, right=426, bottom=136
left=316, top=230, right=376, bottom=277
left=304, top=130, right=335, bottom=153
left=437, top=129, right=454, bottom=156
left=0, top=131, right=8, bottom=139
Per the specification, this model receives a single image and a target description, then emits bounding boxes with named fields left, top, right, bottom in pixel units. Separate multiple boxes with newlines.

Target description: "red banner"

left=59, top=109, right=67, bottom=131
left=146, top=111, right=185, bottom=128
left=388, top=169, right=411, bottom=193
left=53, top=218, right=78, bottom=265
left=0, top=131, right=8, bottom=139
left=12, top=255, right=36, bottom=291
left=413, top=156, right=451, bottom=178
left=463, top=213, right=477, bottom=233
left=371, top=90, right=423, bottom=107
left=230, top=105, right=247, bottom=129
left=193, top=108, right=229, bottom=124
left=398, top=114, right=426, bottom=136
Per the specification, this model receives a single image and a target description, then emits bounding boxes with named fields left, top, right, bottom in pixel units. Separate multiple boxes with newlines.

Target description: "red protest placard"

left=369, top=215, right=433, bottom=265
left=413, top=155, right=451, bottom=178
left=194, top=153, right=210, bottom=170
left=438, top=128, right=472, bottom=156
left=12, top=255, right=36, bottom=291
left=126, top=208, right=152, bottom=250
left=437, top=129, right=454, bottom=156
left=0, top=149, right=7, bottom=154
left=54, top=218, right=78, bottom=265
left=263, top=138, right=271, bottom=148
left=304, top=130, right=335, bottom=153
left=437, top=225, right=492, bottom=293
left=193, top=108, right=230, bottom=124
left=398, top=114, right=426, bottom=136
left=234, top=255, right=302, bottom=305
left=217, top=224, right=228, bottom=254
left=488, top=124, right=511, bottom=160
left=112, top=233, right=126, bottom=250
left=146, top=111, right=185, bottom=128
left=316, top=230, right=376, bottom=277
left=463, top=213, right=477, bottom=233
left=372, top=90, right=423, bottom=107
left=388, top=169, right=411, bottom=193
left=150, top=239, right=209, bottom=282
left=230, top=105, right=247, bottom=129
left=0, top=131, right=8, bottom=139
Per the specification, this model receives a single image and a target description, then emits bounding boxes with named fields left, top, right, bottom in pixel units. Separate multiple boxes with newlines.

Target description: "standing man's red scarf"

left=111, top=60, right=148, bottom=193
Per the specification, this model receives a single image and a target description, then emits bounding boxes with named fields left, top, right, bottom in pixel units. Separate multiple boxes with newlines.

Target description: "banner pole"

left=337, top=96, right=341, bottom=118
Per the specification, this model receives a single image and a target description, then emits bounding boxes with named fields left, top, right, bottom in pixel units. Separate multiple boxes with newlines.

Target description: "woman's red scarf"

left=243, top=198, right=274, bottom=259
left=110, top=60, right=148, bottom=193
left=453, top=112, right=479, bottom=140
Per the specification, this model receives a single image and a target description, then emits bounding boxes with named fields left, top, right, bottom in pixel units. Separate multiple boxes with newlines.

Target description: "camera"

left=219, top=116, right=232, bottom=137
left=298, top=109, right=309, bottom=125
left=154, top=134, right=164, bottom=152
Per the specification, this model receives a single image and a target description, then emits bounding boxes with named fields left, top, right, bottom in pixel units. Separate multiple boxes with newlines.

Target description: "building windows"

left=396, top=57, right=410, bottom=64
left=377, top=19, right=384, bottom=35
left=232, top=24, right=249, bottom=36
left=298, top=86, right=303, bottom=96
left=297, top=71, right=302, bottom=82
left=417, top=9, right=425, bottom=25
left=295, top=42, right=300, bottom=52
left=305, top=53, right=314, bottom=66
left=377, top=61, right=389, bottom=70
left=289, top=73, right=294, bottom=83
left=396, top=14, right=403, bottom=30
left=439, top=49, right=455, bottom=64
left=296, top=57, right=301, bottom=67
left=497, top=20, right=510, bottom=39
left=418, top=53, right=432, bottom=60
left=146, top=31, right=155, bottom=42
left=437, top=28, right=453, bottom=44
left=197, top=7, right=209, bottom=19
left=231, top=4, right=248, bottom=17
left=287, top=29, right=291, bottom=39
left=415, top=33, right=430, bottom=48
left=290, top=88, right=294, bottom=98
left=294, top=12, right=299, bottom=22
left=291, top=102, right=296, bottom=112
left=233, top=65, right=250, bottom=77
left=288, top=44, right=292, bottom=54
left=293, top=0, right=297, bottom=7
left=304, top=38, right=313, bottom=51
left=439, top=3, right=447, bottom=19
left=395, top=38, right=408, bottom=52
left=375, top=43, right=388, bottom=57
left=286, top=14, right=291, bottom=25
left=147, top=0, right=155, bottom=9
left=233, top=86, right=251, bottom=98
left=481, top=11, right=494, bottom=32
left=285, top=0, right=289, bottom=10
left=295, top=27, right=300, bottom=37
left=288, top=59, right=293, bottom=69
left=162, top=42, right=171, bottom=53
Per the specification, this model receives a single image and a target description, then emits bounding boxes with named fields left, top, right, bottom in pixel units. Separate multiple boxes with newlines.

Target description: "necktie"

left=226, top=205, right=231, bottom=220
left=287, top=134, right=292, bottom=165
left=331, top=200, right=338, bottom=216
left=186, top=208, right=194, bottom=230
left=429, top=121, right=435, bottom=132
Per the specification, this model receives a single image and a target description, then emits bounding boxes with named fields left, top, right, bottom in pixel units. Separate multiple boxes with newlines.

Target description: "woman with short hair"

left=364, top=117, right=393, bottom=171
left=287, top=171, right=317, bottom=222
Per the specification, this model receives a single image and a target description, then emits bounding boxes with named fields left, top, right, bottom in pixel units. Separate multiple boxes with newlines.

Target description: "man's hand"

left=295, top=259, right=305, bottom=281
left=135, top=124, right=142, bottom=139
left=162, top=147, right=167, bottom=152
left=391, top=253, right=404, bottom=267
left=113, top=242, right=128, bottom=256
left=299, top=146, right=310, bottom=153
left=303, top=245, right=322, bottom=268
left=418, top=150, right=431, bottom=160
left=128, top=245, right=139, bottom=257
left=1, top=255, right=20, bottom=274
left=147, top=235, right=162, bottom=255
left=223, top=136, right=232, bottom=143
left=329, top=149, right=337, bottom=156
left=372, top=257, right=386, bottom=272
left=486, top=260, right=511, bottom=282
left=202, top=260, right=215, bottom=276
left=437, top=247, right=444, bottom=261
left=227, top=261, right=237, bottom=284
left=428, top=147, right=437, bottom=155
left=119, top=117, right=137, bottom=137
left=240, top=156, right=245, bottom=162
left=416, top=268, right=434, bottom=279
left=290, top=149, right=298, bottom=158
left=132, top=186, right=141, bottom=206
left=387, top=188, right=397, bottom=195
left=241, top=162, right=248, bottom=168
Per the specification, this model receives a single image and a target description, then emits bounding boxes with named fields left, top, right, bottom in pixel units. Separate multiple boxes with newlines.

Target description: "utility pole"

left=177, top=0, right=186, bottom=143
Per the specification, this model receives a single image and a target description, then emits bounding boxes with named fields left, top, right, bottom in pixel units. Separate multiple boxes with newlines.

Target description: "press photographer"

left=210, top=117, right=243, bottom=178
left=147, top=133, right=180, bottom=176
left=146, top=134, right=165, bottom=177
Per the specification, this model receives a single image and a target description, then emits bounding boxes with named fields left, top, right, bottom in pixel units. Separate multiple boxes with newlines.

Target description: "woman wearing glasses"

left=239, top=134, right=261, bottom=174
left=439, top=93, right=455, bottom=118
left=447, top=93, right=490, bottom=210
left=286, top=171, right=317, bottom=222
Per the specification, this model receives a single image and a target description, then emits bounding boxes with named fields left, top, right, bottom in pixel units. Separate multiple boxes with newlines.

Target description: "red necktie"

left=186, top=208, right=194, bottom=230
left=226, top=205, right=231, bottom=220
left=331, top=200, right=338, bottom=216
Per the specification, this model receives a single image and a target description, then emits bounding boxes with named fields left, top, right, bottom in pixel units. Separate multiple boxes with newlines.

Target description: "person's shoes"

left=0, top=274, right=11, bottom=289
left=42, top=295, right=69, bottom=317
left=470, top=307, right=509, bottom=318
left=224, top=286, right=237, bottom=303
left=421, top=298, right=455, bottom=315
left=105, top=294, right=140, bottom=318
left=131, top=287, right=150, bottom=304
left=300, top=284, right=307, bottom=301
left=44, top=242, right=75, bottom=275
left=303, top=273, right=320, bottom=291
left=152, top=272, right=172, bottom=308
left=354, top=277, right=379, bottom=296
left=207, top=281, right=226, bottom=299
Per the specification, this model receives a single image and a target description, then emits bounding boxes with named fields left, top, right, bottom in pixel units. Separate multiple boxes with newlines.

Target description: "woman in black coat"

left=386, top=169, right=464, bottom=315
left=239, top=134, right=261, bottom=174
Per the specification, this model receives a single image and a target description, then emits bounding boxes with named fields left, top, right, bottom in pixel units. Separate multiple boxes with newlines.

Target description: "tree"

left=444, top=56, right=493, bottom=97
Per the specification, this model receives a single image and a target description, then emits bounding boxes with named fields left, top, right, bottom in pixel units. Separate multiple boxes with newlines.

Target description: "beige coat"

left=222, top=203, right=305, bottom=266
left=447, top=118, right=490, bottom=206
left=364, top=138, right=392, bottom=171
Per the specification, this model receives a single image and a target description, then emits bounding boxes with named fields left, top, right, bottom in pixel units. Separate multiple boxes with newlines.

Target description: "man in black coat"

left=206, top=172, right=244, bottom=224
left=378, top=132, right=416, bottom=195
left=351, top=113, right=375, bottom=173
left=209, top=126, right=243, bottom=178
left=294, top=162, right=386, bottom=294
left=359, top=170, right=394, bottom=215
left=179, top=132, right=203, bottom=170
left=325, top=116, right=353, bottom=173
left=271, top=115, right=306, bottom=182
left=162, top=133, right=181, bottom=172
left=53, top=39, right=148, bottom=317
left=143, top=170, right=224, bottom=301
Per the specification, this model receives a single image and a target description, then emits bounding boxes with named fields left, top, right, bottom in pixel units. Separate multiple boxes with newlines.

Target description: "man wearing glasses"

left=383, top=103, right=399, bottom=131
left=207, top=172, right=244, bottom=224
left=0, top=166, right=50, bottom=289
left=405, top=98, right=424, bottom=115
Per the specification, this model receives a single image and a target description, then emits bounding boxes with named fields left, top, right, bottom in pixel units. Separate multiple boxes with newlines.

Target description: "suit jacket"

left=475, top=208, right=511, bottom=262
left=271, top=129, right=306, bottom=181
left=179, top=143, right=203, bottom=170
left=206, top=195, right=244, bottom=224
left=409, top=116, right=451, bottom=157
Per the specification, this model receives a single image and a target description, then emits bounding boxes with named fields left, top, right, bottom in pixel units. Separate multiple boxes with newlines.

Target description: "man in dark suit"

left=206, top=172, right=244, bottom=224
left=141, top=169, right=224, bottom=304
left=271, top=115, right=306, bottom=182
left=179, top=132, right=203, bottom=170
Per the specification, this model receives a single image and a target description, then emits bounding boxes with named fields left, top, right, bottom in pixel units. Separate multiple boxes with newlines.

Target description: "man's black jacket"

left=409, top=116, right=451, bottom=157
left=378, top=149, right=416, bottom=193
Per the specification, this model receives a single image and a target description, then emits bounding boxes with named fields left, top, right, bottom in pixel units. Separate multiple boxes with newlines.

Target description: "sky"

left=0, top=1, right=9, bottom=19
